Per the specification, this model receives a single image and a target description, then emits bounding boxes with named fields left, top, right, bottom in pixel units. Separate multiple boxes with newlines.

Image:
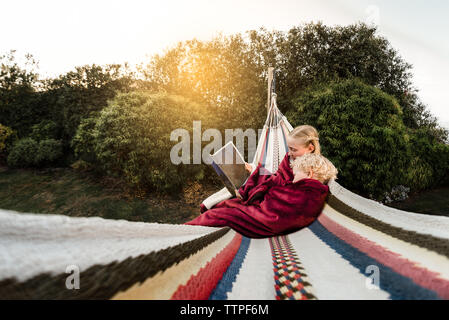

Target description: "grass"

left=387, top=186, right=449, bottom=216
left=0, top=166, right=219, bottom=224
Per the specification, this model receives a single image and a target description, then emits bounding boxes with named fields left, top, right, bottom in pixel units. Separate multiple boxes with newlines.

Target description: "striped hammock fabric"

left=1, top=96, right=449, bottom=300
left=251, top=93, right=294, bottom=174
left=201, top=94, right=294, bottom=209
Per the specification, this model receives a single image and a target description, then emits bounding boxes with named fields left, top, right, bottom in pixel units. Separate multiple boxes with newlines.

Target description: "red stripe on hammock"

left=170, top=233, right=242, bottom=300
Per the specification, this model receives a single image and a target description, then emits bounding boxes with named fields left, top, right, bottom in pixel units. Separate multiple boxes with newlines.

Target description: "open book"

left=209, top=141, right=250, bottom=197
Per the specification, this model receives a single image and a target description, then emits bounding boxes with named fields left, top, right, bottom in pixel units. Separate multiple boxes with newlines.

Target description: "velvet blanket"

left=185, top=153, right=329, bottom=238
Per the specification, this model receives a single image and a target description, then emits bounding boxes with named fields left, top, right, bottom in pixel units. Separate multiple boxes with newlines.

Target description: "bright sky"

left=1, top=0, right=448, bottom=128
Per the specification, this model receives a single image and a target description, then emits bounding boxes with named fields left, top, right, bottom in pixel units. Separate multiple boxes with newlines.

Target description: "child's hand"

left=235, top=189, right=243, bottom=199
left=244, top=162, right=253, bottom=173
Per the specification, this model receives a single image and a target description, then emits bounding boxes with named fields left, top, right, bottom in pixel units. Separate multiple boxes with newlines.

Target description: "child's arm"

left=238, top=162, right=266, bottom=200
left=239, top=164, right=288, bottom=201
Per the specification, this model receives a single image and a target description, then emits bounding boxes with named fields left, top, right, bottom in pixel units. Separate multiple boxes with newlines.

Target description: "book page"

left=210, top=142, right=250, bottom=191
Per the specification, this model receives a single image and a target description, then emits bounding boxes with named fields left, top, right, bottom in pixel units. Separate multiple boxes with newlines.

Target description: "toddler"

left=291, top=153, right=338, bottom=185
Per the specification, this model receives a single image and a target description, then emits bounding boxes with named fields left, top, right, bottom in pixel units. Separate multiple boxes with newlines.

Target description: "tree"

left=287, top=78, right=411, bottom=200
left=7, top=137, right=63, bottom=168
left=139, top=22, right=447, bottom=142
left=0, top=123, right=15, bottom=163
left=43, top=63, right=135, bottom=142
left=406, top=127, right=449, bottom=190
left=0, top=50, right=44, bottom=137
left=138, top=34, right=268, bottom=131
left=89, top=91, right=216, bottom=193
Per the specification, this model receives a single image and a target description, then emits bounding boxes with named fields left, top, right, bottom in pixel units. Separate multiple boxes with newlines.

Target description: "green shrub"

left=35, top=139, right=63, bottom=166
left=93, top=91, right=212, bottom=193
left=406, top=128, right=449, bottom=189
left=0, top=124, right=17, bottom=164
left=7, top=137, right=63, bottom=168
left=30, top=120, right=59, bottom=141
left=7, top=138, right=39, bottom=167
left=71, top=113, right=99, bottom=163
left=287, top=78, right=411, bottom=200
left=0, top=123, right=16, bottom=153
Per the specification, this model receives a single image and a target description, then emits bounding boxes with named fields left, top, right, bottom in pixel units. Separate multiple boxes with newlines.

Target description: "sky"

left=1, top=0, right=448, bottom=129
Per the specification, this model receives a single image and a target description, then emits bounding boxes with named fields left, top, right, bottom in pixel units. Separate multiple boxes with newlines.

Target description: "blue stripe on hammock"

left=208, top=236, right=251, bottom=300
left=308, top=220, right=440, bottom=300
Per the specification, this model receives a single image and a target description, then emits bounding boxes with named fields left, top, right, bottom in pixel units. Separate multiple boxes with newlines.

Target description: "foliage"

left=139, top=35, right=267, bottom=130
left=287, top=78, right=412, bottom=200
left=30, top=120, right=59, bottom=141
left=91, top=91, right=214, bottom=193
left=43, top=64, right=136, bottom=142
left=0, top=50, right=43, bottom=138
left=0, top=50, right=135, bottom=150
left=406, top=128, right=449, bottom=189
left=7, top=138, right=39, bottom=167
left=71, top=112, right=99, bottom=163
left=35, top=139, right=63, bottom=165
left=7, top=137, right=63, bottom=168
left=0, top=123, right=14, bottom=153
left=139, top=22, right=446, bottom=142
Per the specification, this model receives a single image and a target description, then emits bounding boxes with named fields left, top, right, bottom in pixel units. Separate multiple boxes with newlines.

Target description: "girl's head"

left=287, top=125, right=321, bottom=159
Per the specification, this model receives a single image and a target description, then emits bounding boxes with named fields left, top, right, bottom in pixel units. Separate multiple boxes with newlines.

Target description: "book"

left=203, top=187, right=233, bottom=210
left=209, top=141, right=250, bottom=197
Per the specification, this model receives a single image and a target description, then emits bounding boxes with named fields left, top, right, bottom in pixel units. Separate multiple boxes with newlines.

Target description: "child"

left=186, top=151, right=338, bottom=238
left=235, top=124, right=323, bottom=201
left=291, top=153, right=338, bottom=184
left=286, top=125, right=321, bottom=159
left=244, top=124, right=321, bottom=173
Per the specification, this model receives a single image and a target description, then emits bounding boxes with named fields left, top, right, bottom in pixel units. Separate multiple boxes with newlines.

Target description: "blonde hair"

left=288, top=125, right=321, bottom=155
left=291, top=153, right=338, bottom=184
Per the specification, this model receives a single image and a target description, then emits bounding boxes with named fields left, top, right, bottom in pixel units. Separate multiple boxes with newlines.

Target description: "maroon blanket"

left=185, top=153, right=329, bottom=238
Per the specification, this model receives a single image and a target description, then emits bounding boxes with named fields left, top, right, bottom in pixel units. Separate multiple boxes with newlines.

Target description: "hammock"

left=1, top=96, right=449, bottom=300
left=202, top=93, right=294, bottom=209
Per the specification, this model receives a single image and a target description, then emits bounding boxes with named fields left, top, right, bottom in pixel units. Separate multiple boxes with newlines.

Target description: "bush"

left=35, top=139, right=63, bottom=166
left=92, top=91, right=214, bottom=193
left=7, top=138, right=39, bottom=167
left=71, top=113, right=99, bottom=163
left=287, top=78, right=411, bottom=201
left=7, top=137, right=63, bottom=168
left=0, top=123, right=17, bottom=158
left=30, top=120, right=59, bottom=141
left=406, top=128, right=449, bottom=190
